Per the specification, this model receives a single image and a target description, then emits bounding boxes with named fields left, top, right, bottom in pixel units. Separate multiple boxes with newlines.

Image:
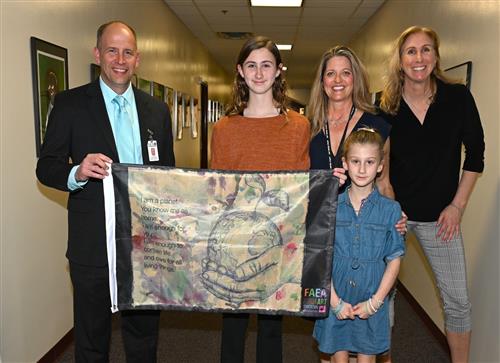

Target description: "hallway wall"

left=0, top=1, right=230, bottom=361
left=350, top=1, right=499, bottom=362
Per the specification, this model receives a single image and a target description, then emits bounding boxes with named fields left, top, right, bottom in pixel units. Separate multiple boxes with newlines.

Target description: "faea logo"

left=303, top=288, right=328, bottom=306
left=304, top=288, right=327, bottom=298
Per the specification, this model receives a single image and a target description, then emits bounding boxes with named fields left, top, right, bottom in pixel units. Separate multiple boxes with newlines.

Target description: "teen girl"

left=210, top=36, right=310, bottom=363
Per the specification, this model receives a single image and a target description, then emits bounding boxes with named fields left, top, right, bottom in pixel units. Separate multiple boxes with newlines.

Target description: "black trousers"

left=69, top=262, right=160, bottom=363
left=220, top=313, right=283, bottom=363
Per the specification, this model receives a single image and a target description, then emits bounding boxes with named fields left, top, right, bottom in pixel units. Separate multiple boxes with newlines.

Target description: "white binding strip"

left=103, top=163, right=118, bottom=313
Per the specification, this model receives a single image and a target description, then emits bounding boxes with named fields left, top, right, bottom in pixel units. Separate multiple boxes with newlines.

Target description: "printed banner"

left=104, top=165, right=338, bottom=317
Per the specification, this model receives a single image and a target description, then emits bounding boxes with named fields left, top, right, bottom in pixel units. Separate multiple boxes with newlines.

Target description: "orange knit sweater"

left=210, top=110, right=310, bottom=171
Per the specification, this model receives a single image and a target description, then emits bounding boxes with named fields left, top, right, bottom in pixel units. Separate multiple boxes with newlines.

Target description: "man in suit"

left=36, top=21, right=175, bottom=362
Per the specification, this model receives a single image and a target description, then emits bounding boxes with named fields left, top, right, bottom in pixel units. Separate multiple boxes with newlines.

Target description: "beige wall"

left=350, top=1, right=499, bottom=362
left=0, top=1, right=230, bottom=361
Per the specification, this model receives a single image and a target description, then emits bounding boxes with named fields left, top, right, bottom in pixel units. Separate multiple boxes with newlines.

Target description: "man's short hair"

left=96, top=20, right=137, bottom=49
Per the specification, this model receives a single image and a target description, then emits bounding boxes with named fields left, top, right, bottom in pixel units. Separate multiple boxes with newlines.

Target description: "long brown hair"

left=307, top=46, right=375, bottom=138
left=225, top=36, right=288, bottom=116
left=380, top=26, right=453, bottom=115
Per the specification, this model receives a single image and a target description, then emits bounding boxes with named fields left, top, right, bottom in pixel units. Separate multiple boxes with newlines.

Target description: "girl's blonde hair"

left=307, top=46, right=376, bottom=138
left=380, top=26, right=454, bottom=115
left=342, top=128, right=384, bottom=161
left=225, top=36, right=288, bottom=116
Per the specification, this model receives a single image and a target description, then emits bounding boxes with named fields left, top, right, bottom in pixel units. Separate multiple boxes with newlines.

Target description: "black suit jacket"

left=36, top=80, right=175, bottom=266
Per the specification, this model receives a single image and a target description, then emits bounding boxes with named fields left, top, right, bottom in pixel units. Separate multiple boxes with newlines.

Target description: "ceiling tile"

left=296, top=25, right=350, bottom=37
left=197, top=5, right=251, bottom=17
left=250, top=7, right=303, bottom=17
left=261, top=32, right=295, bottom=43
left=351, top=4, right=382, bottom=19
left=209, top=23, right=254, bottom=33
left=194, top=0, right=249, bottom=6
left=165, top=0, right=195, bottom=5
left=304, top=0, right=361, bottom=7
left=253, top=24, right=297, bottom=34
left=253, top=16, right=301, bottom=26
left=361, top=0, right=385, bottom=6
left=166, top=4, right=197, bottom=15
left=302, top=5, right=356, bottom=18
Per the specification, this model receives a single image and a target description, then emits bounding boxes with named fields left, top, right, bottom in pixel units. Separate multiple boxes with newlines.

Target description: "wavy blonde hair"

left=380, top=26, right=453, bottom=115
left=307, top=46, right=375, bottom=138
left=225, top=36, right=288, bottom=117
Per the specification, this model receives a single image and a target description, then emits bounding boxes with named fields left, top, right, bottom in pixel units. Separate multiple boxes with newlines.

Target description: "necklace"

left=328, top=108, right=353, bottom=127
left=323, top=104, right=356, bottom=169
left=402, top=89, right=433, bottom=113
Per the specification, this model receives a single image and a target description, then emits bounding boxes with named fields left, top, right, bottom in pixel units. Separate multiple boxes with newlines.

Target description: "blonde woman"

left=379, top=26, right=485, bottom=363
left=308, top=46, right=393, bottom=197
left=308, top=45, right=405, bottom=363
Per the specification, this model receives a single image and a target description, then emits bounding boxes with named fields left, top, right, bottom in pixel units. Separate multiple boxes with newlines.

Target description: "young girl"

left=313, top=128, right=405, bottom=363
left=210, top=36, right=310, bottom=363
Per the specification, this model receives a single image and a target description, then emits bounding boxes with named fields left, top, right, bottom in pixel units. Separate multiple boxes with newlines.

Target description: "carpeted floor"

left=57, top=290, right=450, bottom=362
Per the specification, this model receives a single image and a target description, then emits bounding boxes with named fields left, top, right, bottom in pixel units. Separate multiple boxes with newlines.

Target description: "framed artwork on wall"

left=220, top=103, right=225, bottom=120
left=184, top=94, right=191, bottom=128
left=165, top=87, right=175, bottom=127
left=207, top=100, right=211, bottom=123
left=138, top=78, right=152, bottom=94
left=90, top=63, right=101, bottom=81
left=444, top=61, right=472, bottom=89
left=214, top=101, right=219, bottom=122
left=371, top=91, right=382, bottom=105
left=152, top=81, right=165, bottom=101
left=30, top=37, right=69, bottom=156
left=218, top=103, right=225, bottom=120
left=170, top=89, right=181, bottom=140
left=191, top=97, right=198, bottom=138
left=177, top=92, right=184, bottom=139
left=165, top=86, right=174, bottom=109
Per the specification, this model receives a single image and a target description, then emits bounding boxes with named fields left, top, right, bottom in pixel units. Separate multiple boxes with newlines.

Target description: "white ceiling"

left=164, top=0, right=385, bottom=89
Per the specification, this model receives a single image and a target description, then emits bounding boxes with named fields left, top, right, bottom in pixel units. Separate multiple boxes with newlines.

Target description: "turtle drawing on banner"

left=201, top=173, right=301, bottom=308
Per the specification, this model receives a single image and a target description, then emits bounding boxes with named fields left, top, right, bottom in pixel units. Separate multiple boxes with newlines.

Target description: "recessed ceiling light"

left=250, top=0, right=303, bottom=7
left=277, top=44, right=292, bottom=50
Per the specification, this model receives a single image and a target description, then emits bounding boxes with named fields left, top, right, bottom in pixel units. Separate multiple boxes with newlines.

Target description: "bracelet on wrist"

left=369, top=296, right=384, bottom=314
left=372, top=296, right=384, bottom=308
left=368, top=298, right=377, bottom=314
left=332, top=298, right=344, bottom=315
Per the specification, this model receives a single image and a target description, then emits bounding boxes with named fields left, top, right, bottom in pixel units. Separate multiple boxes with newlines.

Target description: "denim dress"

left=313, top=187, right=405, bottom=355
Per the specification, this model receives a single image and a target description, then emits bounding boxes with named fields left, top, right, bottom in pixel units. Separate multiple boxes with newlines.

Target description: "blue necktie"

left=113, top=95, right=136, bottom=163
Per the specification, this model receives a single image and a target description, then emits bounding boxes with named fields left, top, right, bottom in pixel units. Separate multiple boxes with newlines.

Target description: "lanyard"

left=323, top=104, right=356, bottom=169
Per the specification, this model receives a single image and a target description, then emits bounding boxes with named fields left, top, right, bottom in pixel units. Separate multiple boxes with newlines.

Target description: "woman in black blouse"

left=379, top=26, right=485, bottom=363
left=308, top=46, right=394, bottom=197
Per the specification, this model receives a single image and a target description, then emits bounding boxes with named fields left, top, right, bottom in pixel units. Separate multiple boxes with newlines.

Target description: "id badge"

left=147, top=140, right=159, bottom=162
